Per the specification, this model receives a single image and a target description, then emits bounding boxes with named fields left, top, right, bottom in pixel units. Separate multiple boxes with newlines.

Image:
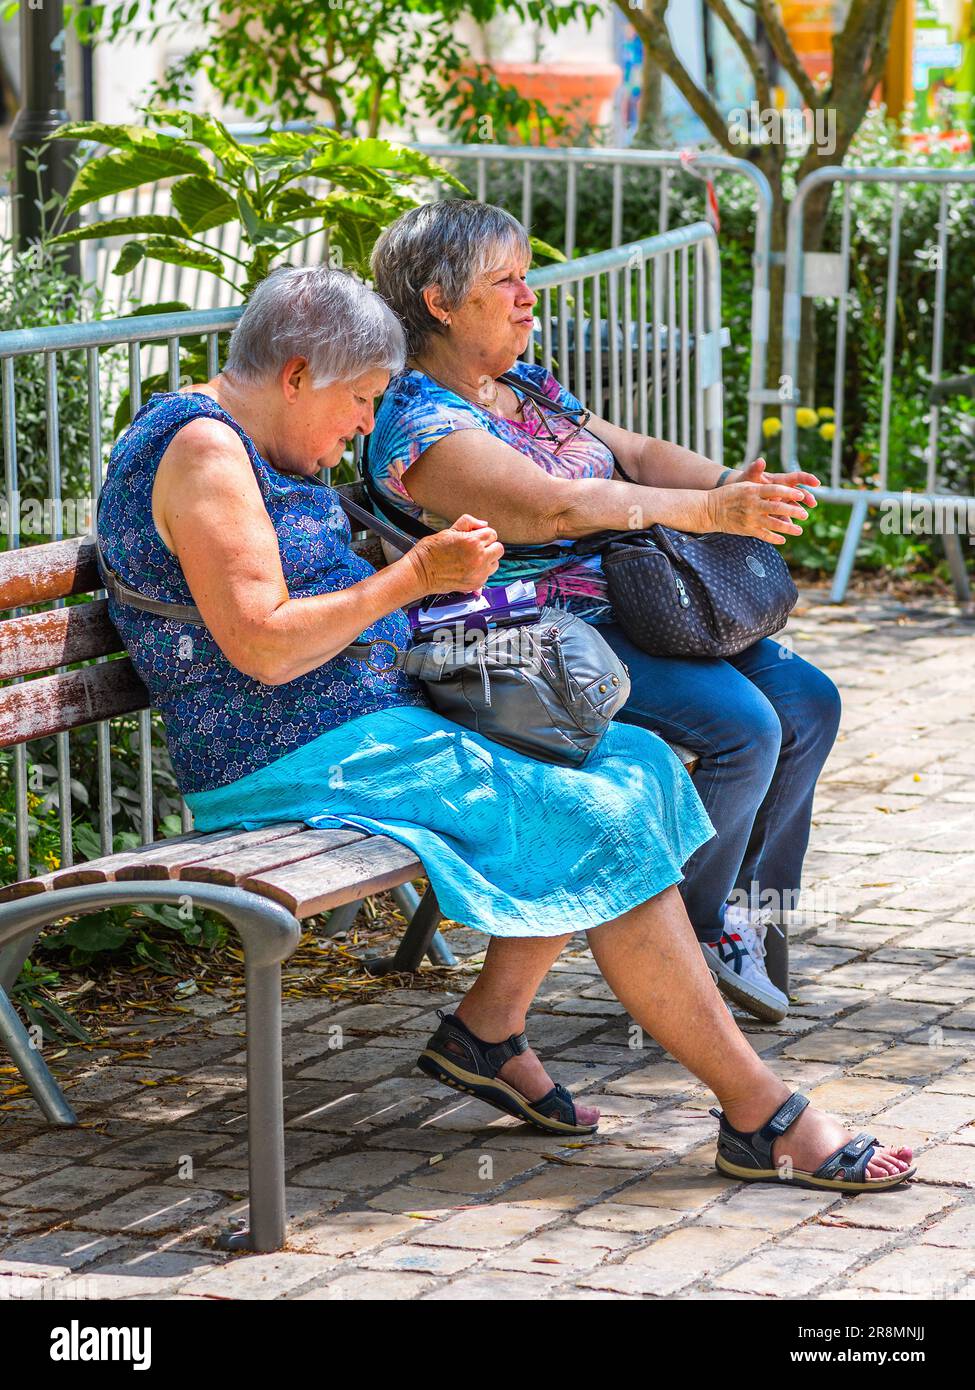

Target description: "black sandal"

left=711, top=1092, right=916, bottom=1193
left=417, top=1010, right=598, bottom=1136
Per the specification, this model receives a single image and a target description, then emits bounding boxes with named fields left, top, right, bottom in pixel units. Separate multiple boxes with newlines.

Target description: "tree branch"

left=754, top=0, right=819, bottom=108
left=612, top=0, right=737, bottom=153
left=708, top=0, right=772, bottom=113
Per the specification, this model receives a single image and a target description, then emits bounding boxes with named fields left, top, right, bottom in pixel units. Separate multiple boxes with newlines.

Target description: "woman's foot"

left=724, top=1085, right=913, bottom=1182
left=454, top=1002, right=600, bottom=1128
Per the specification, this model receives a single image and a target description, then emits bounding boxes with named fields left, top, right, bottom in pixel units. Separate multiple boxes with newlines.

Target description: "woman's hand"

left=744, top=457, right=821, bottom=508
left=706, top=457, right=811, bottom=545
left=406, top=515, right=505, bottom=596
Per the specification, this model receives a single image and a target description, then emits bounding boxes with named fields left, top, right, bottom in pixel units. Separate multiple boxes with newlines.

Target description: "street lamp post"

left=10, top=0, right=80, bottom=268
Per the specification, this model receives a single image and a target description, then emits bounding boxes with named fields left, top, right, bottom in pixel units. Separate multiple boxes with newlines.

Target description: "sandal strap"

left=813, top=1132, right=877, bottom=1182
left=710, top=1091, right=810, bottom=1169
left=528, top=1082, right=580, bottom=1127
left=430, top=1010, right=528, bottom=1079
left=760, top=1091, right=810, bottom=1141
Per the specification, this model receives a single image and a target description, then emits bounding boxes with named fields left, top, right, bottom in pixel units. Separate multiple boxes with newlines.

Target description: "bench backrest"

left=0, top=481, right=380, bottom=750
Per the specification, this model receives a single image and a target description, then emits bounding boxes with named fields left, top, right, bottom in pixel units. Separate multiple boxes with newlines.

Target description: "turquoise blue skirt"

left=183, top=705, right=716, bottom=938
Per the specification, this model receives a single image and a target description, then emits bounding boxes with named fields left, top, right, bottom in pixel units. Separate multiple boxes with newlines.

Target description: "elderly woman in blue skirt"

left=366, top=200, right=842, bottom=1028
left=96, top=266, right=913, bottom=1193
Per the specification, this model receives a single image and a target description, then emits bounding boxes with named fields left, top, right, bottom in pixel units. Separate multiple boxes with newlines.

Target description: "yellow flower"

left=796, top=408, right=819, bottom=429
left=817, top=406, right=835, bottom=420
left=43, top=850, right=60, bottom=871
left=819, top=423, right=836, bottom=441
left=762, top=416, right=782, bottom=438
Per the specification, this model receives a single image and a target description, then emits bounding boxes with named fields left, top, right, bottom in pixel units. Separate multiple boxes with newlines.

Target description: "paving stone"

left=876, top=1090, right=975, bottom=1135
left=297, top=1046, right=414, bottom=1083
left=407, top=1147, right=543, bottom=1195
left=88, top=1132, right=229, bottom=1171
left=852, top=1043, right=959, bottom=1081
left=918, top=1203, right=975, bottom=1246
left=777, top=1221, right=892, bottom=1257
left=834, top=1000, right=945, bottom=1035
left=1, top=1165, right=153, bottom=1213
left=695, top=1185, right=838, bottom=1232
left=572, top=1203, right=686, bottom=1234
left=485, top=1222, right=633, bottom=1276
left=179, top=1252, right=336, bottom=1299
left=579, top=1225, right=767, bottom=1297
left=358, top=1241, right=481, bottom=1276
left=291, top=1148, right=429, bottom=1191
left=805, top=1077, right=911, bottom=1117
left=822, top=1184, right=955, bottom=1231
left=0, top=1229, right=124, bottom=1278
left=782, top=1031, right=891, bottom=1064
left=71, top=1184, right=226, bottom=1235
left=912, top=1144, right=975, bottom=1186
left=296, top=1269, right=437, bottom=1299
left=609, top=1165, right=728, bottom=1212
left=307, top=1004, right=424, bottom=1032
left=710, top=1241, right=864, bottom=1297
left=407, top=1203, right=560, bottom=1249
left=422, top=1269, right=561, bottom=1299
left=848, top=1244, right=974, bottom=1298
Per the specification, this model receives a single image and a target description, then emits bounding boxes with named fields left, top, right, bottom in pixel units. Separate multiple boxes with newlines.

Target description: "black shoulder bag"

left=362, top=371, right=798, bottom=659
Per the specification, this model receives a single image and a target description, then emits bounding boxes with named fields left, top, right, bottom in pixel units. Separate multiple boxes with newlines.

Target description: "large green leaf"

left=111, top=236, right=226, bottom=277
left=63, top=145, right=214, bottom=213
left=170, top=176, right=238, bottom=234
left=56, top=119, right=213, bottom=160
left=48, top=214, right=189, bottom=246
left=149, top=108, right=254, bottom=177
left=235, top=191, right=296, bottom=249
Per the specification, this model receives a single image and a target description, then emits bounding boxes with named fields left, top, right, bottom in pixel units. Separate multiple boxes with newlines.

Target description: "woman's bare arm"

left=399, top=429, right=808, bottom=546
left=152, top=418, right=501, bottom=685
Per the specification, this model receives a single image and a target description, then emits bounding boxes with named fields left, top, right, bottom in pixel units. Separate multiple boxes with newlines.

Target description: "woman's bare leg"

left=453, top=934, right=600, bottom=1126
left=587, top=885, right=912, bottom=1179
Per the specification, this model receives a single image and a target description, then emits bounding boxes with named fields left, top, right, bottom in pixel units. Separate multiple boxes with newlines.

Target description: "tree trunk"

left=633, top=45, right=663, bottom=148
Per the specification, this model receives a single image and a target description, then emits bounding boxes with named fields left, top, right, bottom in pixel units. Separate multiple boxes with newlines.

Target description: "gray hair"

left=370, top=201, right=531, bottom=356
left=224, top=265, right=406, bottom=387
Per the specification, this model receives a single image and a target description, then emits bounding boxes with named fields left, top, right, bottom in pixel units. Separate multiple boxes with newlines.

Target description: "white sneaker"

left=701, top=903, right=789, bottom=1023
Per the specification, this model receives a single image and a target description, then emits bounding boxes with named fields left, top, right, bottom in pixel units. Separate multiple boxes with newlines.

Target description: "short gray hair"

left=224, top=265, right=406, bottom=387
left=371, top=201, right=531, bottom=356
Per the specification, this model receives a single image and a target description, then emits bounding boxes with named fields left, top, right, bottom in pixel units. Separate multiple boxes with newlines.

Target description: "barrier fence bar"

left=782, top=165, right=975, bottom=604
left=1, top=223, right=723, bottom=880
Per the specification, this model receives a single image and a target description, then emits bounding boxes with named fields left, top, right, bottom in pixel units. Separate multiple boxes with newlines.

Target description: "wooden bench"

left=0, top=480, right=699, bottom=1251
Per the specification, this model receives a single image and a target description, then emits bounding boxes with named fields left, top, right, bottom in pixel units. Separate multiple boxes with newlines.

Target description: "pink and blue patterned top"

left=97, top=391, right=426, bottom=795
left=367, top=362, right=616, bottom=624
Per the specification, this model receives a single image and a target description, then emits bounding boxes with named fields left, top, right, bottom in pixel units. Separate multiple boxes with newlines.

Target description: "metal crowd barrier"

left=781, top=165, right=975, bottom=603
left=0, top=221, right=724, bottom=881
left=72, top=136, right=767, bottom=461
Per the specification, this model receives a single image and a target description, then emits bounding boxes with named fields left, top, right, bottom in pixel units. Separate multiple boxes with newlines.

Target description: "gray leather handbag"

left=94, top=487, right=630, bottom=769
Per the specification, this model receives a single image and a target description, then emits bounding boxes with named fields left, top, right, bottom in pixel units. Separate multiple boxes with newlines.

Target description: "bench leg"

left=0, top=983, right=78, bottom=1125
left=215, top=955, right=286, bottom=1255
left=327, top=887, right=456, bottom=968
left=365, top=885, right=445, bottom=976
left=0, top=881, right=301, bottom=1254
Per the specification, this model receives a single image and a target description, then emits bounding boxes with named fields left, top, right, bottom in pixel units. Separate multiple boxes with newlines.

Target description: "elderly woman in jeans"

left=96, top=265, right=913, bottom=1193
left=367, top=200, right=841, bottom=1027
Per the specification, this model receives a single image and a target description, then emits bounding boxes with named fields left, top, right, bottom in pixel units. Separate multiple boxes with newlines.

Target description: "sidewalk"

left=1, top=579, right=973, bottom=1300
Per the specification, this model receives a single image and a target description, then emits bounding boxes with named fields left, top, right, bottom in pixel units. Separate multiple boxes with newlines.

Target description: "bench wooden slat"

left=0, top=536, right=98, bottom=613
left=0, top=600, right=124, bottom=681
left=0, top=827, right=214, bottom=902
left=111, top=824, right=309, bottom=882
left=670, top=743, right=698, bottom=770
left=241, top=834, right=423, bottom=917
left=178, top=827, right=365, bottom=885
left=0, top=657, right=150, bottom=747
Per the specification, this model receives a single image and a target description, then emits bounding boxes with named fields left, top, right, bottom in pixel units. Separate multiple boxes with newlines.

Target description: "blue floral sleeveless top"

left=98, top=391, right=426, bottom=794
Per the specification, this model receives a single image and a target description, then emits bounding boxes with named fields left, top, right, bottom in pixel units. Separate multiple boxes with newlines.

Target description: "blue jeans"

left=599, top=623, right=843, bottom=944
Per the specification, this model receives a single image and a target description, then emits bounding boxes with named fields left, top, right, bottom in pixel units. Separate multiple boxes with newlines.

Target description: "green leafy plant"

left=50, top=112, right=466, bottom=295
left=70, top=0, right=599, bottom=141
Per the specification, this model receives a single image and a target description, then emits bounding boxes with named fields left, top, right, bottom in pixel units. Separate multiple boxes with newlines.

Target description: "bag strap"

left=92, top=484, right=410, bottom=668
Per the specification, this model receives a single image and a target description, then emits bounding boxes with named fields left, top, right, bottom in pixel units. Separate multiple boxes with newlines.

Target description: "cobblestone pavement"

left=2, top=581, right=974, bottom=1301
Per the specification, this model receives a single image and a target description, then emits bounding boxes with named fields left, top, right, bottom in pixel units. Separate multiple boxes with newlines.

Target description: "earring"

left=442, top=316, right=451, bottom=326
